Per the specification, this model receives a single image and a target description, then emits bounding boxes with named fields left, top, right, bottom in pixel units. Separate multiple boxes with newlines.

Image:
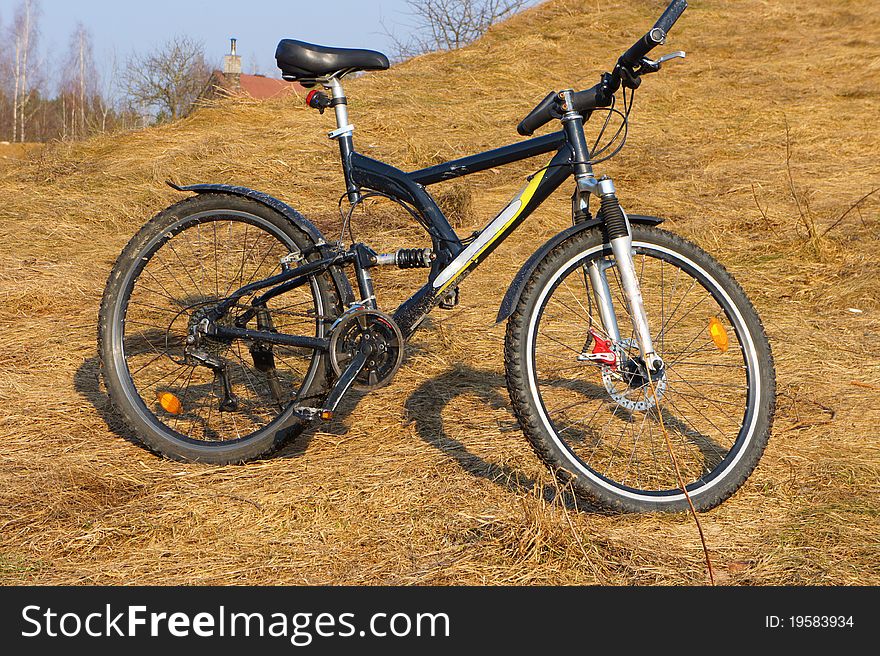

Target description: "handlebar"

left=517, top=91, right=560, bottom=137
left=654, top=0, right=688, bottom=33
left=617, top=27, right=666, bottom=69
left=516, top=0, right=688, bottom=136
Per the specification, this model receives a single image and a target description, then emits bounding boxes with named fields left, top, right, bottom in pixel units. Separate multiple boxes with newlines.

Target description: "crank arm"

left=320, top=350, right=369, bottom=420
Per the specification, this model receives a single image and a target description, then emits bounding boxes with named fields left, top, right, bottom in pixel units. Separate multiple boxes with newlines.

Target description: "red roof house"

left=201, top=39, right=304, bottom=101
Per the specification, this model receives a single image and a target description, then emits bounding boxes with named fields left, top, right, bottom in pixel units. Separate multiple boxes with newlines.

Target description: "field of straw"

left=0, top=0, right=877, bottom=585
left=0, top=143, right=43, bottom=171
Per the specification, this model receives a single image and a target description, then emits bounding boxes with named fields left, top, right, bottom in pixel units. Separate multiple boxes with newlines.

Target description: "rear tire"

left=504, top=225, right=775, bottom=513
left=98, top=194, right=342, bottom=463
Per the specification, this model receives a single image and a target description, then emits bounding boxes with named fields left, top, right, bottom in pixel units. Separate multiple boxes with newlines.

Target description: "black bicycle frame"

left=353, top=129, right=580, bottom=337
left=213, top=125, right=586, bottom=347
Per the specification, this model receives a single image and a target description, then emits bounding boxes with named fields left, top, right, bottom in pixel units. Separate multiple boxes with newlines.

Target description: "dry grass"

left=0, top=0, right=878, bottom=585
left=0, top=142, right=43, bottom=171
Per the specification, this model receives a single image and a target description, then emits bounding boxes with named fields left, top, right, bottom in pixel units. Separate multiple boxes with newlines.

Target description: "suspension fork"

left=585, top=258, right=622, bottom=342
left=573, top=194, right=622, bottom=342
left=562, top=93, right=622, bottom=347
left=577, top=176, right=663, bottom=371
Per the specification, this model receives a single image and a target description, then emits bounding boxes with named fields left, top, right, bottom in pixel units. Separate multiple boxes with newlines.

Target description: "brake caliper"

left=577, top=327, right=618, bottom=371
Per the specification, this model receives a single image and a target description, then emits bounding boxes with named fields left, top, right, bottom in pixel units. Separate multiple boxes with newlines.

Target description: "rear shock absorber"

left=373, top=248, right=434, bottom=269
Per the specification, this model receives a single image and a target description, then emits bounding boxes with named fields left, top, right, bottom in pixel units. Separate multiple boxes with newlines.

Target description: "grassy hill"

left=0, top=0, right=877, bottom=584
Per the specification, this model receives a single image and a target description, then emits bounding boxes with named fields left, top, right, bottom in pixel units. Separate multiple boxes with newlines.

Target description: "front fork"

left=575, top=176, right=663, bottom=373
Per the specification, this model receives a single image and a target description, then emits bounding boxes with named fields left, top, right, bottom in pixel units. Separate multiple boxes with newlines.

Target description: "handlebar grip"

left=618, top=27, right=666, bottom=68
left=517, top=91, right=560, bottom=137
left=654, top=0, right=688, bottom=33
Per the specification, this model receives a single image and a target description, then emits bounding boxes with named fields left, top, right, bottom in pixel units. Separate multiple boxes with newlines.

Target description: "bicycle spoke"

left=118, top=214, right=323, bottom=444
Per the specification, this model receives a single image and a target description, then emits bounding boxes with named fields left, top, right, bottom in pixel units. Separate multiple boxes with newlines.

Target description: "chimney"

left=223, top=37, right=242, bottom=90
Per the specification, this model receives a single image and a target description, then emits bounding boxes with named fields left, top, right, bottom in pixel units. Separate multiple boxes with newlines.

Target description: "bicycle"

left=99, top=0, right=775, bottom=513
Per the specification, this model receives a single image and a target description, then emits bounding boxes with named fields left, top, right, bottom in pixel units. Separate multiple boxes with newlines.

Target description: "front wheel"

left=505, top=225, right=775, bottom=513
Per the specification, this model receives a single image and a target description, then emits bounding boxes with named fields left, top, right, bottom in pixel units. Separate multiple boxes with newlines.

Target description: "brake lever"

left=653, top=50, right=686, bottom=65
left=640, top=50, right=687, bottom=73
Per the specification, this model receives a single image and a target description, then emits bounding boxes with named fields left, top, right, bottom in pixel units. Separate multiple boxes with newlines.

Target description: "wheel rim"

left=525, top=240, right=761, bottom=501
left=111, top=210, right=325, bottom=445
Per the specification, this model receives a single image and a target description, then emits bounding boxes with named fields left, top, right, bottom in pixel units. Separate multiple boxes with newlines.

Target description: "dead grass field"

left=0, top=0, right=877, bottom=585
left=0, top=143, right=43, bottom=171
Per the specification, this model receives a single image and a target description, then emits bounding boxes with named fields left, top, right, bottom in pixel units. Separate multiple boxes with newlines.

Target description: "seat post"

left=324, top=77, right=360, bottom=205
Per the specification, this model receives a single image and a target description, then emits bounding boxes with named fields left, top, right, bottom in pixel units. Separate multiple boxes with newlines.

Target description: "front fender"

left=495, top=214, right=663, bottom=324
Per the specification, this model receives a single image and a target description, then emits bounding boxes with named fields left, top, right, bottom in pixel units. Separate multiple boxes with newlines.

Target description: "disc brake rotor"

left=601, top=338, right=666, bottom=411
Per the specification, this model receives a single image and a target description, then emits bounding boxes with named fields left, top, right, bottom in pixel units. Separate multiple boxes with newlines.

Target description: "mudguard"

left=168, top=182, right=355, bottom=305
left=495, top=214, right=663, bottom=323
left=168, top=182, right=328, bottom=246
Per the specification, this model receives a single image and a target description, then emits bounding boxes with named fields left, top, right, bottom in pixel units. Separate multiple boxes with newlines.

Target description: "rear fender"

left=168, top=182, right=355, bottom=305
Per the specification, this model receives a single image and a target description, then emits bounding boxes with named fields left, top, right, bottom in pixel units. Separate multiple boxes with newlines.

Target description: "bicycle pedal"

left=438, top=287, right=459, bottom=310
left=292, top=406, right=322, bottom=421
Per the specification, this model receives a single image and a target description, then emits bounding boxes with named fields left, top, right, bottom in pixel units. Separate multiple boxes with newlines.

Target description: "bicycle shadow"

left=403, top=363, right=595, bottom=512
left=74, top=353, right=142, bottom=448
left=77, top=347, right=724, bottom=496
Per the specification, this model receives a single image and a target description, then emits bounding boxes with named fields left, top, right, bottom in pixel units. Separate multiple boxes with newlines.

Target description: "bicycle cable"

left=337, top=189, right=470, bottom=248
left=525, top=87, right=635, bottom=182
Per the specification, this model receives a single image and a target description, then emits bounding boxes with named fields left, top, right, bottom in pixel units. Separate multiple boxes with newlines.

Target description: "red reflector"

left=305, top=89, right=318, bottom=106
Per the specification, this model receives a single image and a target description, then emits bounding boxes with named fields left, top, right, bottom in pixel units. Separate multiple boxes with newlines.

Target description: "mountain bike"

left=99, top=0, right=775, bottom=513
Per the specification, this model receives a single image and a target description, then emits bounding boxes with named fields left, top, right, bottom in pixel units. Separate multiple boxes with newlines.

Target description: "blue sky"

left=0, top=0, right=433, bottom=86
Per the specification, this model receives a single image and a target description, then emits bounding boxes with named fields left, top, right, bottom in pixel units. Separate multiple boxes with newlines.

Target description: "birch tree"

left=10, top=0, right=40, bottom=142
left=61, top=22, right=97, bottom=139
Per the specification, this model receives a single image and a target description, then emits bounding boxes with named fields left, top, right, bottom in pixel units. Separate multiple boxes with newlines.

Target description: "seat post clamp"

left=328, top=124, right=354, bottom=140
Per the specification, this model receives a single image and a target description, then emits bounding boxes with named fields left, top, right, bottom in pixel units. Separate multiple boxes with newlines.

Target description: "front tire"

left=505, top=225, right=775, bottom=513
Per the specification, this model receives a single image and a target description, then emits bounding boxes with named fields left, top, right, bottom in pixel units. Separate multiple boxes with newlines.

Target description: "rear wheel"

left=98, top=194, right=341, bottom=463
left=505, top=225, right=775, bottom=512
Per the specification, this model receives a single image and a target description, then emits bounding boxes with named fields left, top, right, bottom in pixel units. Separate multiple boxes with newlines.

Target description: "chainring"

left=329, top=308, right=404, bottom=391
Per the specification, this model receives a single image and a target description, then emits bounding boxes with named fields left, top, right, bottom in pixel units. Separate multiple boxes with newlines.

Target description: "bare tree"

left=385, top=0, right=528, bottom=60
left=248, top=51, right=260, bottom=76
left=124, top=36, right=209, bottom=124
left=96, top=48, right=123, bottom=134
left=9, top=0, right=40, bottom=142
left=60, top=22, right=97, bottom=139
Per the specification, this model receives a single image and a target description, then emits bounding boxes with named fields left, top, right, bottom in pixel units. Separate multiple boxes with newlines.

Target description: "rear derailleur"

left=184, top=307, right=240, bottom=412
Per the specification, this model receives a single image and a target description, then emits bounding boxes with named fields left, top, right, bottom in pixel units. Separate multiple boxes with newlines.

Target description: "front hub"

left=600, top=340, right=666, bottom=412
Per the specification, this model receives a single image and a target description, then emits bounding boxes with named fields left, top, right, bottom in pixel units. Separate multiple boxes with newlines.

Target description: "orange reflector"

left=157, top=391, right=183, bottom=415
left=708, top=317, right=729, bottom=353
